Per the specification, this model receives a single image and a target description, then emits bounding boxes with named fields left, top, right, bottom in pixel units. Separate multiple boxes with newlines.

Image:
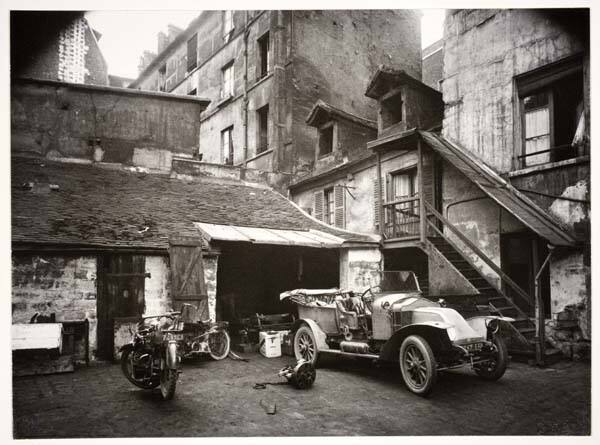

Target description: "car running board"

left=321, top=349, right=379, bottom=360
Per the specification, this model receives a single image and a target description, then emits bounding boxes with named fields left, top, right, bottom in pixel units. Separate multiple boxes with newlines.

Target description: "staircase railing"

left=423, top=201, right=533, bottom=308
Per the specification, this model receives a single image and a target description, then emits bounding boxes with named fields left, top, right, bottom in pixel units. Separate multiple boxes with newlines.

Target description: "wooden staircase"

left=428, top=236, right=536, bottom=347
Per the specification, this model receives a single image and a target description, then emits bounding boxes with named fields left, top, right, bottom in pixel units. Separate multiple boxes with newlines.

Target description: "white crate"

left=259, top=331, right=281, bottom=358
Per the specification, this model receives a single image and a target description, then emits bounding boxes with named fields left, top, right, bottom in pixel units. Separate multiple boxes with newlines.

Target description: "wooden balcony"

left=382, top=196, right=420, bottom=240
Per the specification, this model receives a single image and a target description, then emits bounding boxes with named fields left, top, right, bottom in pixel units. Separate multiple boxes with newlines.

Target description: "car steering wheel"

left=360, top=286, right=380, bottom=313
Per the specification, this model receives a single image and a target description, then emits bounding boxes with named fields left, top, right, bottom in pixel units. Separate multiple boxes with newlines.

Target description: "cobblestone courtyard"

left=13, top=353, right=591, bottom=437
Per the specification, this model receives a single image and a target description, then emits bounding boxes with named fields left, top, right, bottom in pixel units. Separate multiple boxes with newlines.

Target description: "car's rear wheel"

left=294, top=325, right=318, bottom=366
left=399, top=335, right=437, bottom=396
left=474, top=336, right=508, bottom=380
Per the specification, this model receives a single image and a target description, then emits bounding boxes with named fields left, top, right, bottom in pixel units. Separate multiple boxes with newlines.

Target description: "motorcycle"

left=120, top=312, right=183, bottom=400
left=178, top=303, right=231, bottom=361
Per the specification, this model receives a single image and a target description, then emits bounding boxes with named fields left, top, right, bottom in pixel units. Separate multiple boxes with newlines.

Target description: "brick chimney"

left=137, top=50, right=157, bottom=74
left=157, top=31, right=168, bottom=53
left=167, top=24, right=183, bottom=43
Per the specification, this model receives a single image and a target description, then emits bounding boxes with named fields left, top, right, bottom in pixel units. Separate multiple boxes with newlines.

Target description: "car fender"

left=466, top=315, right=514, bottom=338
left=290, top=318, right=329, bottom=351
left=379, top=323, right=453, bottom=362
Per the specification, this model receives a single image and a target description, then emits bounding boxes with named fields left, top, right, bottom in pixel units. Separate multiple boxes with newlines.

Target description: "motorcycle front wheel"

left=160, top=359, right=178, bottom=400
left=121, top=348, right=159, bottom=390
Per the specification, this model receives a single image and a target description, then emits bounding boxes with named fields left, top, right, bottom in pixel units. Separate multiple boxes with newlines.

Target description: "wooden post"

left=377, top=152, right=384, bottom=238
left=534, top=244, right=554, bottom=366
left=418, top=138, right=426, bottom=243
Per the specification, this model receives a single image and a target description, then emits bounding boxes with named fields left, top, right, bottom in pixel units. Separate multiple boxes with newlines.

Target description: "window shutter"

left=334, top=186, right=345, bottom=228
left=313, top=191, right=324, bottom=222
left=373, top=178, right=380, bottom=229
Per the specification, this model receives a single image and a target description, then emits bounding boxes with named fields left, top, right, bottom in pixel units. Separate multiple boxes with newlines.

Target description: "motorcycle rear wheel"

left=160, top=360, right=178, bottom=400
left=208, top=330, right=231, bottom=360
left=121, top=348, right=159, bottom=390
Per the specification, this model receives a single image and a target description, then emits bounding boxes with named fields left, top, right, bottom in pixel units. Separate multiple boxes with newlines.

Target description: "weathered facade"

left=440, top=9, right=590, bottom=359
left=130, top=10, right=421, bottom=183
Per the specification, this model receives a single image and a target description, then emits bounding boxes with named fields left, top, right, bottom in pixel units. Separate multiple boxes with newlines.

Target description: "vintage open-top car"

left=280, top=272, right=512, bottom=396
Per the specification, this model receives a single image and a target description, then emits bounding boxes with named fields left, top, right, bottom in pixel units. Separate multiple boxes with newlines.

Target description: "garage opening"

left=216, top=244, right=339, bottom=322
left=383, top=247, right=429, bottom=295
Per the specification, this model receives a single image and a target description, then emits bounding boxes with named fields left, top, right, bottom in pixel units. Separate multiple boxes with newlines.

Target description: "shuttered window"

left=313, top=190, right=324, bottom=222
left=373, top=178, right=380, bottom=229
left=313, top=187, right=344, bottom=228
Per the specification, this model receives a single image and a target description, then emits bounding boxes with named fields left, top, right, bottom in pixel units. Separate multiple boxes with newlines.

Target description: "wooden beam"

left=418, top=139, right=426, bottom=243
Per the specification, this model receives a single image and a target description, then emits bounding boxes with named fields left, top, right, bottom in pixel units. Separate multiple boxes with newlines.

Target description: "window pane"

left=525, top=108, right=549, bottom=139
left=523, top=91, right=549, bottom=111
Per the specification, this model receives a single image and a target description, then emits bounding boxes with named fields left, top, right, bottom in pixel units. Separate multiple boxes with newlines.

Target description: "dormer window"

left=318, top=122, right=335, bottom=157
left=381, top=90, right=403, bottom=129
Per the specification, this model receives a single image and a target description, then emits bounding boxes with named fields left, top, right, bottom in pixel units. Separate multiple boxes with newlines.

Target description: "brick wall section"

left=12, top=254, right=98, bottom=358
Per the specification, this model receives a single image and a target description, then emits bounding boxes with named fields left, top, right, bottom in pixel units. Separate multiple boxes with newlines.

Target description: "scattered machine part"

left=253, top=359, right=316, bottom=390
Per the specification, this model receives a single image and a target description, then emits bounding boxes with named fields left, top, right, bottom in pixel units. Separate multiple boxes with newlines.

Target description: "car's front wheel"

left=474, top=336, right=508, bottom=380
left=399, top=335, right=437, bottom=396
left=294, top=325, right=318, bottom=366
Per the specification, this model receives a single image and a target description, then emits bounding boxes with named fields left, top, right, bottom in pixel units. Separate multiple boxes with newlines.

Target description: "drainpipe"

left=534, top=244, right=554, bottom=366
left=242, top=11, right=249, bottom=167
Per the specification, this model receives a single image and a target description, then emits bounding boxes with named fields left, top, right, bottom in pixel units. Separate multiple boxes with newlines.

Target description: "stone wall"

left=339, top=247, right=382, bottom=291
left=12, top=254, right=98, bottom=359
left=292, top=9, right=422, bottom=175
left=11, top=78, right=207, bottom=165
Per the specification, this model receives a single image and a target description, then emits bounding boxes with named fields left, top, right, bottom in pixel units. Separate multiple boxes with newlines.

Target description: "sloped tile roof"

left=12, top=157, right=378, bottom=249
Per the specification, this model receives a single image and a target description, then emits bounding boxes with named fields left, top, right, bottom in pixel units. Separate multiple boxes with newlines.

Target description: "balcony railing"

left=382, top=195, right=420, bottom=239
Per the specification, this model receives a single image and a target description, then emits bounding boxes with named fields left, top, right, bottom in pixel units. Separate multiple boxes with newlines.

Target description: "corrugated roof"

left=12, top=157, right=378, bottom=250
left=419, top=131, right=578, bottom=247
left=195, top=223, right=345, bottom=248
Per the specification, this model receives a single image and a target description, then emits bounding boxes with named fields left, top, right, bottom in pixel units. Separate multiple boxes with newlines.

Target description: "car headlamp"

left=446, top=327, right=457, bottom=341
left=486, top=319, right=500, bottom=334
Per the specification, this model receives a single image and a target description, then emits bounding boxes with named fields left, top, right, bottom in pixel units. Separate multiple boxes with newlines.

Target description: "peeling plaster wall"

left=11, top=79, right=204, bottom=165
left=143, top=256, right=171, bottom=316
left=339, top=247, right=382, bottom=291
left=549, top=250, right=590, bottom=339
left=442, top=161, right=526, bottom=287
left=442, top=9, right=589, bottom=173
left=12, top=254, right=98, bottom=360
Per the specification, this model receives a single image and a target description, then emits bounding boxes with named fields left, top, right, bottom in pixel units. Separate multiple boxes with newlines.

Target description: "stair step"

left=518, top=327, right=536, bottom=334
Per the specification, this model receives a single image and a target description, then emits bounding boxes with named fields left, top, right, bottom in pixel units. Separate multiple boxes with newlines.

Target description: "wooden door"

left=96, top=254, right=146, bottom=360
left=169, top=236, right=208, bottom=322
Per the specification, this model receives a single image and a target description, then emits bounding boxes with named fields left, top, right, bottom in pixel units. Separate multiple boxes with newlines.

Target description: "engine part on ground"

left=278, top=359, right=316, bottom=389
left=253, top=359, right=316, bottom=390
left=340, top=341, right=370, bottom=354
left=259, top=399, right=277, bottom=415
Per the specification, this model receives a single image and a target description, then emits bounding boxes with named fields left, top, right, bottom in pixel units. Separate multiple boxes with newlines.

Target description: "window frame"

left=380, top=87, right=404, bottom=130
left=187, top=33, right=198, bottom=72
left=221, top=126, right=234, bottom=165
left=324, top=187, right=335, bottom=226
left=317, top=121, right=336, bottom=158
left=515, top=54, right=585, bottom=169
left=256, top=104, right=270, bottom=154
left=223, top=10, right=234, bottom=42
left=221, top=61, right=235, bottom=98
left=387, top=166, right=419, bottom=202
left=257, top=31, right=271, bottom=80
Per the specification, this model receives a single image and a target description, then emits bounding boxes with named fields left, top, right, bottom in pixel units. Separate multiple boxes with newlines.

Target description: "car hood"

left=413, top=307, right=485, bottom=344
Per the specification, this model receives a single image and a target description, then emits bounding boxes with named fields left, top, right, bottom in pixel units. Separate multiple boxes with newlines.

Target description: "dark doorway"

left=215, top=244, right=339, bottom=322
left=96, top=254, right=146, bottom=360
left=500, top=232, right=550, bottom=317
left=383, top=247, right=429, bottom=295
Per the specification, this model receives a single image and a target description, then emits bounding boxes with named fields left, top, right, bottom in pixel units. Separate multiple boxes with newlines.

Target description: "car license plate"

left=465, top=342, right=483, bottom=352
left=167, top=333, right=184, bottom=341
